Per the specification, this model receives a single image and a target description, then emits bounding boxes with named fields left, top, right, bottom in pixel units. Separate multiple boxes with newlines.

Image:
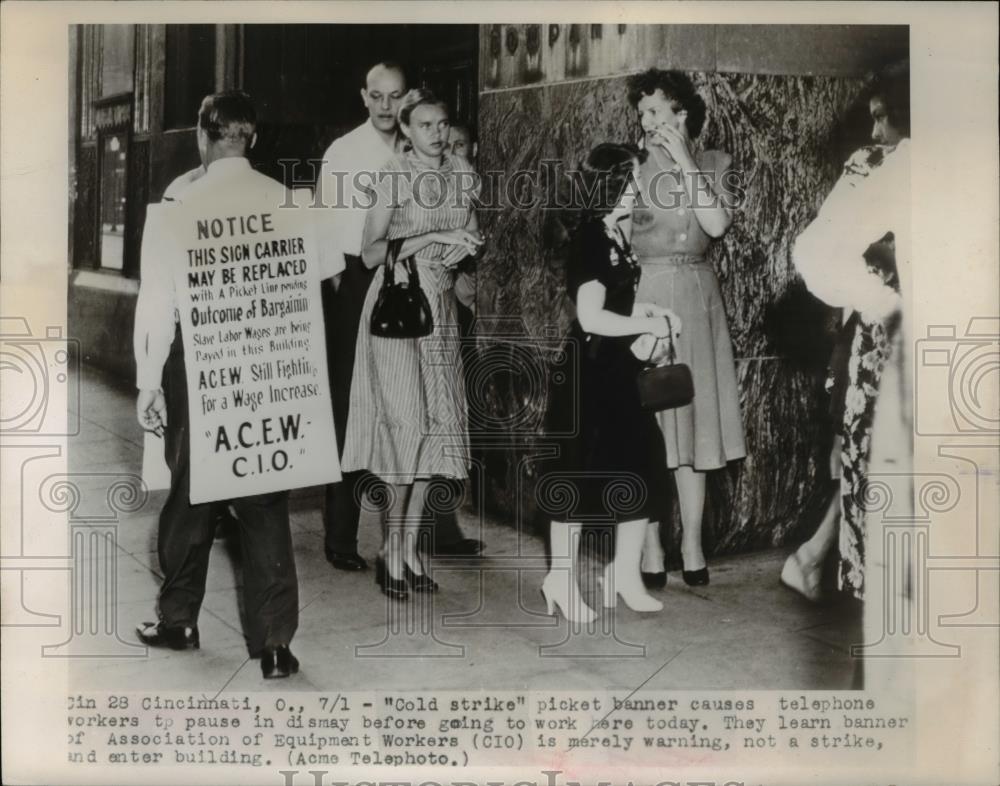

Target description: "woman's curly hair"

left=626, top=68, right=706, bottom=139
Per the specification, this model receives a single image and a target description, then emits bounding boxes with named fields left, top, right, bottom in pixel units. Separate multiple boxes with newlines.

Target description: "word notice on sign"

left=149, top=196, right=339, bottom=503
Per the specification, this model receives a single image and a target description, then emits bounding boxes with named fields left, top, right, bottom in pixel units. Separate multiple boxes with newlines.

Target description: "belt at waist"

left=388, top=255, right=455, bottom=293
left=381, top=253, right=451, bottom=269
left=638, top=253, right=706, bottom=266
left=413, top=254, right=449, bottom=266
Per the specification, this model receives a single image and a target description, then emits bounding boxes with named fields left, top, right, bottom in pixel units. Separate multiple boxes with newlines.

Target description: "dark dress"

left=543, top=218, right=670, bottom=524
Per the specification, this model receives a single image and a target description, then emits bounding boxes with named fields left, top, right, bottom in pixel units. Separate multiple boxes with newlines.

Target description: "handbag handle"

left=404, top=256, right=421, bottom=289
left=382, top=237, right=424, bottom=292
left=383, top=237, right=405, bottom=286
left=644, top=315, right=677, bottom=365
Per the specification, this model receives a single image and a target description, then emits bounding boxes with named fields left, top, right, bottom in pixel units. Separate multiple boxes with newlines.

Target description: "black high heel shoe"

left=403, top=562, right=439, bottom=593
left=641, top=571, right=667, bottom=589
left=375, top=556, right=409, bottom=601
left=682, top=567, right=710, bottom=586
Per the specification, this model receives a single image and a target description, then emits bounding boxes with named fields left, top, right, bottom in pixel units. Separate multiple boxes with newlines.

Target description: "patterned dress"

left=837, top=300, right=893, bottom=596
left=340, top=150, right=479, bottom=483
left=795, top=143, right=908, bottom=599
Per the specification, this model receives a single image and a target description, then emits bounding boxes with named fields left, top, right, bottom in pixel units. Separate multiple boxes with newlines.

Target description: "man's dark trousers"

left=158, top=328, right=298, bottom=656
left=323, top=254, right=374, bottom=555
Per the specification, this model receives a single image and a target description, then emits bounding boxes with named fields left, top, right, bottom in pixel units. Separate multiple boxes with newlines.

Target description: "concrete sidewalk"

left=67, top=364, right=861, bottom=693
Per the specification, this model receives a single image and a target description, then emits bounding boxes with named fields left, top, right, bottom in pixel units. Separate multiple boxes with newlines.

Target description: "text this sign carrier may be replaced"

left=151, top=198, right=340, bottom=503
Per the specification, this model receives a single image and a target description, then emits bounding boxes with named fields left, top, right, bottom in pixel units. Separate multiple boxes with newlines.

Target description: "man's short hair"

left=198, top=90, right=256, bottom=144
left=365, top=61, right=406, bottom=87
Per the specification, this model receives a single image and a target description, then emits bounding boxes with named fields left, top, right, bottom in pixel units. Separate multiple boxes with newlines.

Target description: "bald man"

left=315, top=63, right=406, bottom=572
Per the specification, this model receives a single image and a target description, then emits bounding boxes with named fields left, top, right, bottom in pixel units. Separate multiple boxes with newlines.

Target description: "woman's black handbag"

left=637, top=317, right=694, bottom=411
left=370, top=238, right=434, bottom=338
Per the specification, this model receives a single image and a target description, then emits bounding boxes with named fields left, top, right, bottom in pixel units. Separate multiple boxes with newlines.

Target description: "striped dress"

left=340, top=150, right=479, bottom=483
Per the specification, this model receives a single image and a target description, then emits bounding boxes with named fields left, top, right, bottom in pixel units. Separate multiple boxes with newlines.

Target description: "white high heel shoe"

left=601, top=563, right=663, bottom=612
left=541, top=572, right=597, bottom=624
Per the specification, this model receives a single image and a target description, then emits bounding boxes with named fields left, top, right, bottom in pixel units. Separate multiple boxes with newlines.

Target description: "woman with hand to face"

left=625, top=69, right=746, bottom=589
left=341, top=89, right=483, bottom=601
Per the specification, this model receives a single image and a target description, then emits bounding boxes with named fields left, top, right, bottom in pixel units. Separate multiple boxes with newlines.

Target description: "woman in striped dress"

left=341, top=89, right=483, bottom=600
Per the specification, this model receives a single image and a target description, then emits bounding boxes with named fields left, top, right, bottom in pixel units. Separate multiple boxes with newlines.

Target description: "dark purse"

left=370, top=238, right=434, bottom=338
left=636, top=317, right=694, bottom=411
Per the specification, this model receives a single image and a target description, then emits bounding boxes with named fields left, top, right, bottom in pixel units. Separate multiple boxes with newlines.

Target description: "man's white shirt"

left=316, top=119, right=399, bottom=262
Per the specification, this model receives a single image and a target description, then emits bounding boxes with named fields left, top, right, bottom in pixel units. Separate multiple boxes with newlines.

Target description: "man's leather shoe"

left=136, top=621, right=200, bottom=650
left=326, top=550, right=367, bottom=571
left=435, top=538, right=484, bottom=557
left=261, top=645, right=299, bottom=679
